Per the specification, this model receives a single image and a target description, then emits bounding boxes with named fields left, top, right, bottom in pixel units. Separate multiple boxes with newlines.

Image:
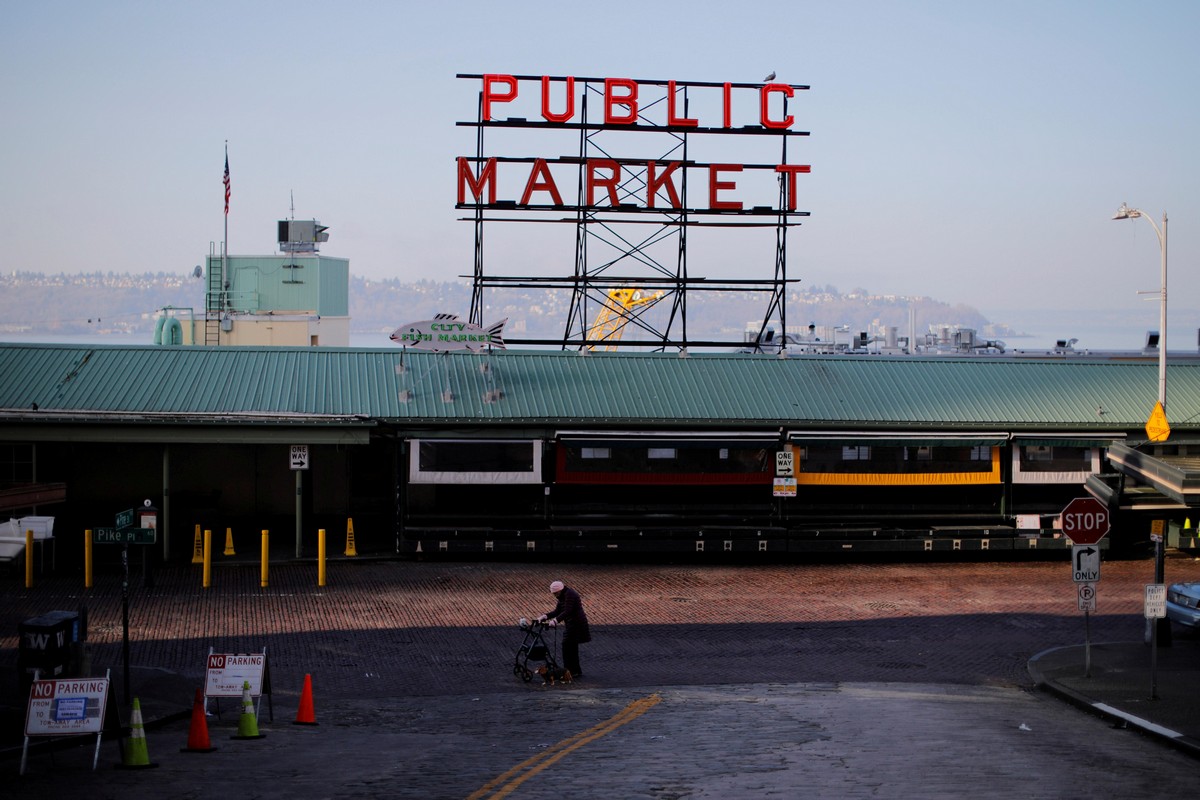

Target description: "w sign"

left=1061, top=497, right=1110, bottom=545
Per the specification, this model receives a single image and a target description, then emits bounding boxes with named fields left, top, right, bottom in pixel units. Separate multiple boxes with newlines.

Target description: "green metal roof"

left=0, top=343, right=1197, bottom=433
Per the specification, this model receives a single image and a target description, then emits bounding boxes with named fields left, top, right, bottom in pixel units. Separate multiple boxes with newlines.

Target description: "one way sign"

left=1072, top=544, right=1101, bottom=583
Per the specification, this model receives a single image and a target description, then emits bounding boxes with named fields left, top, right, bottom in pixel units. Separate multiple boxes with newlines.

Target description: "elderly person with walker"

left=538, top=580, right=591, bottom=679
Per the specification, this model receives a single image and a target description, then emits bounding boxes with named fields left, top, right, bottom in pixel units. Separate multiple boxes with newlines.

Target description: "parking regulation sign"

left=1077, top=583, right=1097, bottom=613
left=25, top=677, right=110, bottom=736
left=1145, top=584, right=1166, bottom=619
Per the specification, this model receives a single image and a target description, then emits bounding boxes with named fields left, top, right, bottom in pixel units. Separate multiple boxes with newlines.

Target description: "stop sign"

left=1061, top=497, right=1110, bottom=545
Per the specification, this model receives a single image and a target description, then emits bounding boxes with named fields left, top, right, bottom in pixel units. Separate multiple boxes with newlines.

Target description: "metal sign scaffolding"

left=456, top=73, right=811, bottom=351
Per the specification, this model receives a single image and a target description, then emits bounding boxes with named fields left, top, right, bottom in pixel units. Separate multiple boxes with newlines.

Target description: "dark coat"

left=545, top=585, right=591, bottom=644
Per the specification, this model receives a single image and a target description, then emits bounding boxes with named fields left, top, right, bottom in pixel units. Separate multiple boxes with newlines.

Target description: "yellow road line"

left=468, top=693, right=662, bottom=800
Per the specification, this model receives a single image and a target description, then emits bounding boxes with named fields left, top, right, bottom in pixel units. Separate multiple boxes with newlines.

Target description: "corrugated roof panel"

left=2, top=344, right=1199, bottom=433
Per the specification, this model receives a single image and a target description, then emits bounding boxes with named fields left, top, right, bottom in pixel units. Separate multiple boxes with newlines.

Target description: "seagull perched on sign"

left=763, top=71, right=776, bottom=82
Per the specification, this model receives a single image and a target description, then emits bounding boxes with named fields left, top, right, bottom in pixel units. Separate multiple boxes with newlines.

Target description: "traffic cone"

left=117, top=697, right=159, bottom=769
left=344, top=517, right=358, bottom=557
left=223, top=527, right=236, bottom=556
left=191, top=524, right=203, bottom=564
left=231, top=680, right=266, bottom=740
left=294, top=673, right=317, bottom=725
left=181, top=688, right=217, bottom=752
left=1186, top=518, right=1193, bottom=530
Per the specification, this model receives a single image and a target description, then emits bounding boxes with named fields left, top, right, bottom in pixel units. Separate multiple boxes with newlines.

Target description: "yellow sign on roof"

left=1145, top=401, right=1171, bottom=443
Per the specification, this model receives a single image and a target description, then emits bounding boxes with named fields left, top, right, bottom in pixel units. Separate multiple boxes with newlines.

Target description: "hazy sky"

left=5, top=1, right=1199, bottom=335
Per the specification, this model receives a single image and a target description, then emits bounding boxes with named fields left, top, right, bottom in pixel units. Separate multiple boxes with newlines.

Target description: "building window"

left=1026, top=445, right=1053, bottom=462
left=556, top=440, right=774, bottom=485
left=842, top=446, right=871, bottom=461
left=410, top=439, right=542, bottom=484
left=0, top=444, right=34, bottom=487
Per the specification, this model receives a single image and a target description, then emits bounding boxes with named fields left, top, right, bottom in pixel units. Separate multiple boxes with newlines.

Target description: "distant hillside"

left=0, top=272, right=1015, bottom=342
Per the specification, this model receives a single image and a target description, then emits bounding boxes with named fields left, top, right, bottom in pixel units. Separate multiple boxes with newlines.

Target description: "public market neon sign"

left=456, top=74, right=811, bottom=213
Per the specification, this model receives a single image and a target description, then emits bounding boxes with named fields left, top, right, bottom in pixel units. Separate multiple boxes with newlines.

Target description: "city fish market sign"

left=391, top=314, right=507, bottom=353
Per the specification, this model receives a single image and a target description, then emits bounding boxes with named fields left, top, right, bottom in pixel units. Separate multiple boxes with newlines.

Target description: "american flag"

left=223, top=153, right=231, bottom=215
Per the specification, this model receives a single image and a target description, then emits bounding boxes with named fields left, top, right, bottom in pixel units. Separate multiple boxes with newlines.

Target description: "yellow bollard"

left=203, top=529, right=212, bottom=589
left=223, top=527, right=236, bottom=556
left=318, top=529, right=326, bottom=587
left=85, top=529, right=93, bottom=589
left=25, top=529, right=33, bottom=588
left=260, top=530, right=269, bottom=588
left=191, top=524, right=203, bottom=564
left=344, top=517, right=358, bottom=557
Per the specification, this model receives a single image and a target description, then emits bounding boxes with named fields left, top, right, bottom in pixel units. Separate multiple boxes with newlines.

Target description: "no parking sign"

left=205, top=651, right=268, bottom=697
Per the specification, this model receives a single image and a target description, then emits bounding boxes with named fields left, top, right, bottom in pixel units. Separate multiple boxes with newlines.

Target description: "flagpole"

left=222, top=142, right=230, bottom=344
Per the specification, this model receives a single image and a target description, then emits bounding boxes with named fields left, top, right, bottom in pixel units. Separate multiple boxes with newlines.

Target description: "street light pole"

left=1112, top=203, right=1168, bottom=414
left=1113, top=202, right=1171, bottom=648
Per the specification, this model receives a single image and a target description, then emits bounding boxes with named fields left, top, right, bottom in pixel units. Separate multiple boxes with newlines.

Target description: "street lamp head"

left=1112, top=202, right=1141, bottom=221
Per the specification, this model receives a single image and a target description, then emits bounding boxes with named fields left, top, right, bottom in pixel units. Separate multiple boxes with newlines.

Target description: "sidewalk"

left=1028, top=632, right=1200, bottom=756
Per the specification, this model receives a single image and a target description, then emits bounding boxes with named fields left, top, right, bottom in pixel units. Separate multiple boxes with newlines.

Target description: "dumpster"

left=18, top=610, right=83, bottom=695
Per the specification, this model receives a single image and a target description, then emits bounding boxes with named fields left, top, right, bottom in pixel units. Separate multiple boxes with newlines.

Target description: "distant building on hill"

left=154, top=219, right=349, bottom=347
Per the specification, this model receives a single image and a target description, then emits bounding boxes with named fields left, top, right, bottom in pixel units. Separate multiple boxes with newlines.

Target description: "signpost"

left=1146, top=584, right=1167, bottom=699
left=1061, top=497, right=1111, bottom=678
left=92, top=504, right=157, bottom=703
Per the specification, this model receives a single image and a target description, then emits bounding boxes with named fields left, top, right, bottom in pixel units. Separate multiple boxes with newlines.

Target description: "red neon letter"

left=457, top=157, right=497, bottom=204
left=646, top=162, right=682, bottom=209
left=482, top=74, right=518, bottom=121
left=666, top=81, right=698, bottom=128
left=541, top=76, right=575, bottom=123
left=519, top=158, right=564, bottom=206
left=774, top=164, right=811, bottom=210
left=587, top=159, right=621, bottom=207
left=760, top=83, right=794, bottom=129
left=723, top=82, right=732, bottom=128
left=708, top=164, right=743, bottom=210
left=604, top=78, right=639, bottom=124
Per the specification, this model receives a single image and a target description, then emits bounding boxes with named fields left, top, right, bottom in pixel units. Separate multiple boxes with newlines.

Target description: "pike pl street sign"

left=94, top=527, right=156, bottom=544
left=94, top=507, right=156, bottom=544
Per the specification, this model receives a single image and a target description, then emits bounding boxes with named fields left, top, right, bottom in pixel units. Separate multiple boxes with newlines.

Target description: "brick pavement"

left=3, top=555, right=1192, bottom=707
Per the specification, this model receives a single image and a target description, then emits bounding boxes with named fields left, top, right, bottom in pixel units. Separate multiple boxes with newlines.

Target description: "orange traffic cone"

left=294, top=673, right=318, bottom=725
left=181, top=688, right=217, bottom=753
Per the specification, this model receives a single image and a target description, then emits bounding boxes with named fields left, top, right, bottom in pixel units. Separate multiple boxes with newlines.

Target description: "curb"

left=1028, top=645, right=1200, bottom=760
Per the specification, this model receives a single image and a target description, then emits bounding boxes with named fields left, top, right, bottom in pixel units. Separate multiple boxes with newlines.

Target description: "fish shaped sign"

left=390, top=313, right=507, bottom=353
